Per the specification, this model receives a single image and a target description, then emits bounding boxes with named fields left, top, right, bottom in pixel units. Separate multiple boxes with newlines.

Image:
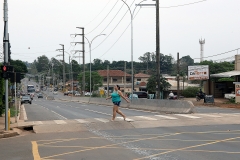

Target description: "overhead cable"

left=85, top=0, right=120, bottom=35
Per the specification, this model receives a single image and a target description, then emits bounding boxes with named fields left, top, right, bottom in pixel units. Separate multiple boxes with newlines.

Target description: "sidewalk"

left=0, top=115, right=20, bottom=139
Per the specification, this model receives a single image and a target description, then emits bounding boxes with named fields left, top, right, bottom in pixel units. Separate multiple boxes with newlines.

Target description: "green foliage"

left=10, top=60, right=28, bottom=73
left=147, top=74, right=171, bottom=93
left=228, top=98, right=235, bottom=103
left=78, top=71, right=103, bottom=91
left=217, top=77, right=234, bottom=82
left=182, top=87, right=200, bottom=98
left=35, top=55, right=50, bottom=73
left=199, top=60, right=234, bottom=74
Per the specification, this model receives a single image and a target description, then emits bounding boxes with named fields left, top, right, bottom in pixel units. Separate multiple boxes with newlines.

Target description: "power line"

left=85, top=0, right=119, bottom=35
left=100, top=1, right=127, bottom=34
left=160, top=0, right=208, bottom=8
left=193, top=48, right=240, bottom=59
left=86, top=0, right=136, bottom=54
left=84, top=0, right=112, bottom=27
left=98, top=7, right=141, bottom=59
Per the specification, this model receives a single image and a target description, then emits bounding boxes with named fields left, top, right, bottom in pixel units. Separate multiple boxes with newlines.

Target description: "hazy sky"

left=1, top=0, right=240, bottom=64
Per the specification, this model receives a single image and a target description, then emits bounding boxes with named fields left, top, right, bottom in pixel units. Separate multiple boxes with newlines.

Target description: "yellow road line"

left=32, top=141, right=41, bottom=160
left=41, top=132, right=181, bottom=159
left=134, top=136, right=240, bottom=160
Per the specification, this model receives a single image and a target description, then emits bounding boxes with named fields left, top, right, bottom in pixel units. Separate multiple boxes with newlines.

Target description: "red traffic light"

left=3, top=66, right=7, bottom=72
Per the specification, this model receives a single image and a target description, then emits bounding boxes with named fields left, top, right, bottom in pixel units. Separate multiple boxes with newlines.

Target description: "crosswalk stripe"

left=94, top=118, right=109, bottom=123
left=33, top=121, right=43, bottom=125
left=54, top=120, right=67, bottom=124
left=116, top=117, right=134, bottom=122
left=196, top=114, right=222, bottom=118
left=154, top=115, right=178, bottom=120
left=174, top=114, right=200, bottom=119
left=135, top=116, right=158, bottom=121
left=75, top=119, right=89, bottom=123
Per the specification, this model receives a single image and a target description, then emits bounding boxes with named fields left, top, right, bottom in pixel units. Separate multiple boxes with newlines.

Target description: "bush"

left=92, top=93, right=99, bottom=97
left=182, top=87, right=200, bottom=98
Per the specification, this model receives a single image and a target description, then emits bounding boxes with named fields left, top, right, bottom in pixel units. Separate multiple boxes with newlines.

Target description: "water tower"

left=199, top=38, right=205, bottom=62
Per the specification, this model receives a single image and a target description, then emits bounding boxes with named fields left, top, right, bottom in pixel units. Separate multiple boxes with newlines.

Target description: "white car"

left=75, top=92, right=81, bottom=96
left=84, top=92, right=92, bottom=96
left=53, top=91, right=58, bottom=95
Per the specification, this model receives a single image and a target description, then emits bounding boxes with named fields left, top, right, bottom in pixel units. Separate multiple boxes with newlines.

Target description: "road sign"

left=100, top=89, right=104, bottom=95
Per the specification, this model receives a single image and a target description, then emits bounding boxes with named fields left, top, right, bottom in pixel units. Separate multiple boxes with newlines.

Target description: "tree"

left=71, top=59, right=81, bottom=80
left=10, top=60, right=28, bottom=73
left=35, top=55, right=50, bottom=73
left=77, top=71, right=102, bottom=91
left=147, top=74, right=171, bottom=93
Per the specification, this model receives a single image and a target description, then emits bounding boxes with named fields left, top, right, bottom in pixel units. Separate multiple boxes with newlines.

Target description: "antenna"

left=199, top=38, right=205, bottom=62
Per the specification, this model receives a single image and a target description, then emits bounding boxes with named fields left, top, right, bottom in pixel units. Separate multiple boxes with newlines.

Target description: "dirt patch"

left=185, top=98, right=240, bottom=109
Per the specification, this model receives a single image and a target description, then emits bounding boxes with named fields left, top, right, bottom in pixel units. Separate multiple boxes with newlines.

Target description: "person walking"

left=106, top=85, right=130, bottom=121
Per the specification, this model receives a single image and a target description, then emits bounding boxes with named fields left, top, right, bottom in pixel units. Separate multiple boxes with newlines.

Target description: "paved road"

left=2, top=80, right=239, bottom=160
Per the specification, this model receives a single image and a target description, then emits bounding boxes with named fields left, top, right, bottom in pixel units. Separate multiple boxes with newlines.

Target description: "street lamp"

left=84, top=34, right=106, bottom=101
left=121, top=0, right=146, bottom=98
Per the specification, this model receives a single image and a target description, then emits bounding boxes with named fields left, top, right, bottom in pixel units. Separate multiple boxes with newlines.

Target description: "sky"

left=0, top=0, right=240, bottom=64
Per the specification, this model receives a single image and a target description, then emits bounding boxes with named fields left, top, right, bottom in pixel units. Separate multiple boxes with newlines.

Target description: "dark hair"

left=116, top=85, right=120, bottom=90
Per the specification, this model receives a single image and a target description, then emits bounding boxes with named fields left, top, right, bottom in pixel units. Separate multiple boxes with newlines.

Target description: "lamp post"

left=84, top=34, right=106, bottom=101
left=121, top=0, right=146, bottom=98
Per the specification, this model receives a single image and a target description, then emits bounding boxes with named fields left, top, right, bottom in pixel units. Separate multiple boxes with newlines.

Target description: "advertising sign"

left=188, top=65, right=209, bottom=80
left=235, top=84, right=240, bottom=96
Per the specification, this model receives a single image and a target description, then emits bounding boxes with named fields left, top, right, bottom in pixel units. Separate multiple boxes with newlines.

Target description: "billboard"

left=188, top=65, right=209, bottom=80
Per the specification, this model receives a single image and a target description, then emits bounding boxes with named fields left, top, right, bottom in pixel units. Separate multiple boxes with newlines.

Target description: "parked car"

left=129, top=94, right=138, bottom=100
left=37, top=93, right=43, bottom=98
left=53, top=91, right=58, bottom=95
left=64, top=91, right=70, bottom=96
left=85, top=92, right=92, bottom=96
left=21, top=96, right=32, bottom=105
left=133, top=91, right=148, bottom=98
left=74, top=91, right=81, bottom=96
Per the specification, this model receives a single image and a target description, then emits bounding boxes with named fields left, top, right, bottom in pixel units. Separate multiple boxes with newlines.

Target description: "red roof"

left=134, top=73, right=150, bottom=78
left=98, top=70, right=131, bottom=77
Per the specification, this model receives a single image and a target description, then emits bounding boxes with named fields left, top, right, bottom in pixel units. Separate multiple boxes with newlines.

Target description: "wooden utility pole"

left=156, top=0, right=160, bottom=99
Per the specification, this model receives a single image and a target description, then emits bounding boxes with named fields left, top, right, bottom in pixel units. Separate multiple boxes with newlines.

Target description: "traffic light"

left=1, top=65, right=14, bottom=79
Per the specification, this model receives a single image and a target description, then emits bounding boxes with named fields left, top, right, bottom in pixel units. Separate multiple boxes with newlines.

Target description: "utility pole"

left=57, top=44, right=65, bottom=91
left=156, top=0, right=160, bottom=99
left=107, top=65, right=109, bottom=97
left=177, top=52, right=180, bottom=99
left=124, top=62, right=126, bottom=95
left=3, top=0, right=9, bottom=131
left=71, top=27, right=85, bottom=95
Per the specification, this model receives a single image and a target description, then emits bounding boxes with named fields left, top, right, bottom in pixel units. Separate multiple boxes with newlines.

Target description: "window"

left=104, top=78, right=107, bottom=82
left=126, top=78, right=130, bottom=82
left=137, top=78, right=141, bottom=81
left=113, top=78, right=117, bottom=82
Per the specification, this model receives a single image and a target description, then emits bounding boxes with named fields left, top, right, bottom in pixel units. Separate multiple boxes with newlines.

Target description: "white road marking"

left=196, top=114, right=222, bottom=118
left=33, top=121, right=43, bottom=125
left=54, top=120, right=67, bottom=124
left=174, top=114, right=201, bottom=119
left=85, top=109, right=111, bottom=116
left=94, top=118, right=109, bottom=123
left=117, top=117, right=134, bottom=122
left=154, top=115, right=178, bottom=120
left=75, top=119, right=89, bottom=123
left=51, top=110, right=67, bottom=120
left=135, top=116, right=158, bottom=121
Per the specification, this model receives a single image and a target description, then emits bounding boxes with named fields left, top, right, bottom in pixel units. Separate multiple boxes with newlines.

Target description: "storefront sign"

left=188, top=65, right=209, bottom=80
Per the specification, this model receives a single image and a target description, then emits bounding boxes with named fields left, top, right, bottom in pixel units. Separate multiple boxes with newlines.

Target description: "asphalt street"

left=1, top=80, right=239, bottom=160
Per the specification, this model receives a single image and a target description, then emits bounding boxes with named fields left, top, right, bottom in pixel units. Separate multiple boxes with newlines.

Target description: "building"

left=134, top=73, right=150, bottom=91
left=97, top=70, right=132, bottom=93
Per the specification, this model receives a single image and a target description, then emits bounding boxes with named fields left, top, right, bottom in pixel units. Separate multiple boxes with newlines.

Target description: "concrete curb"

left=0, top=130, right=19, bottom=139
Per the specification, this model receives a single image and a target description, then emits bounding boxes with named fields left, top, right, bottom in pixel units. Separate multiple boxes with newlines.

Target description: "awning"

left=210, top=70, right=240, bottom=78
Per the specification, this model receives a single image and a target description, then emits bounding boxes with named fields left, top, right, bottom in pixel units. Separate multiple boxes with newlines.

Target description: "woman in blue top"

left=106, top=85, right=130, bottom=121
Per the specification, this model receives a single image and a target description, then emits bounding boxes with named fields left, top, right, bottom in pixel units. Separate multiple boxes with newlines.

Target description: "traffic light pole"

left=3, top=0, right=9, bottom=131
